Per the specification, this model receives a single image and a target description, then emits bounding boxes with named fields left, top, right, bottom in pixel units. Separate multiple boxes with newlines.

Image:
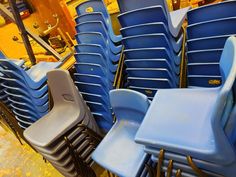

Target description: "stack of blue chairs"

left=0, top=59, right=61, bottom=129
left=186, top=0, right=236, bottom=87
left=118, top=0, right=190, bottom=99
left=73, top=0, right=122, bottom=132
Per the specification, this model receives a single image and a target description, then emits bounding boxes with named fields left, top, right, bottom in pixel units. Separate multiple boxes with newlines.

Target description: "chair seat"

left=24, top=106, right=85, bottom=147
left=92, top=119, right=148, bottom=177
left=135, top=88, right=220, bottom=160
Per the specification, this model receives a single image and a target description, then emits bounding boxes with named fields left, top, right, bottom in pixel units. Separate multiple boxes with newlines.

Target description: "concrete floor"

left=0, top=126, right=108, bottom=177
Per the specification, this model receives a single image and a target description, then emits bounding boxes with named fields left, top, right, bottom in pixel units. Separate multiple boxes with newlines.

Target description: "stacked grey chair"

left=24, top=69, right=102, bottom=177
left=73, top=0, right=122, bottom=132
left=0, top=59, right=61, bottom=129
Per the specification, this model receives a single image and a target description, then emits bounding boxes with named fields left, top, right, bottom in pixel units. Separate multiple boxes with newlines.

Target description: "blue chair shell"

left=75, top=81, right=109, bottom=99
left=128, top=85, right=158, bottom=98
left=75, top=44, right=121, bottom=63
left=74, top=62, right=115, bottom=82
left=75, top=32, right=122, bottom=54
left=74, top=73, right=111, bottom=91
left=10, top=103, right=41, bottom=118
left=187, top=0, right=236, bottom=25
left=120, top=22, right=183, bottom=52
left=123, top=33, right=181, bottom=53
left=125, top=59, right=173, bottom=70
left=188, top=75, right=222, bottom=87
left=127, top=77, right=175, bottom=88
left=80, top=91, right=110, bottom=107
left=187, top=17, right=236, bottom=39
left=187, top=63, right=220, bottom=76
left=75, top=53, right=118, bottom=73
left=187, top=35, right=232, bottom=51
left=124, top=48, right=181, bottom=66
left=126, top=68, right=178, bottom=84
left=187, top=49, right=223, bottom=63
left=75, top=12, right=121, bottom=43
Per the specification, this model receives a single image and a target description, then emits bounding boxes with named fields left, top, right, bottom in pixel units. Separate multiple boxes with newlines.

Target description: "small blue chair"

left=127, top=77, right=175, bottom=89
left=92, top=89, right=150, bottom=177
left=124, top=48, right=181, bottom=66
left=187, top=35, right=232, bottom=51
left=187, top=0, right=236, bottom=25
left=135, top=37, right=236, bottom=175
left=75, top=44, right=121, bottom=63
left=120, top=22, right=183, bottom=52
left=75, top=32, right=122, bottom=55
left=187, top=49, right=223, bottom=63
left=187, top=17, right=236, bottom=39
left=75, top=12, right=122, bottom=43
left=123, top=33, right=181, bottom=53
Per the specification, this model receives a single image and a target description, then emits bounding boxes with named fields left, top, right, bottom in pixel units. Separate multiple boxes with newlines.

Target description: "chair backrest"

left=47, top=69, right=86, bottom=118
left=109, top=89, right=150, bottom=123
left=211, top=36, right=236, bottom=164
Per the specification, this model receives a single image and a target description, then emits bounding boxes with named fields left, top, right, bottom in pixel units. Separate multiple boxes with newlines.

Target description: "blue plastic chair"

left=92, top=89, right=150, bottom=177
left=74, top=53, right=118, bottom=73
left=187, top=49, right=223, bottom=63
left=120, top=22, right=183, bottom=52
left=126, top=68, right=179, bottom=84
left=74, top=62, right=115, bottom=82
left=75, top=12, right=122, bottom=43
left=188, top=75, right=222, bottom=88
left=187, top=0, right=236, bottom=25
left=187, top=17, right=236, bottom=39
left=124, top=48, right=181, bottom=67
left=75, top=44, right=121, bottom=63
left=118, top=5, right=190, bottom=37
left=75, top=32, right=122, bottom=55
left=187, top=35, right=233, bottom=51
left=187, top=63, right=220, bottom=75
left=128, top=77, right=175, bottom=89
left=123, top=33, right=181, bottom=53
left=0, top=60, right=61, bottom=89
left=135, top=37, right=236, bottom=171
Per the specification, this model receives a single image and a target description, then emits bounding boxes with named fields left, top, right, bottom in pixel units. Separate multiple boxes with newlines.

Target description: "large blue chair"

left=92, top=89, right=150, bottom=177
left=135, top=36, right=236, bottom=176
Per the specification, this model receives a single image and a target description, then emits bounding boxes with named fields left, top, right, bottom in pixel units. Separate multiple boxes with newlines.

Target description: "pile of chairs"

left=186, top=0, right=236, bottom=87
left=73, top=0, right=122, bottom=132
left=24, top=69, right=102, bottom=177
left=135, top=36, right=236, bottom=177
left=118, top=0, right=189, bottom=99
left=0, top=59, right=61, bottom=129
